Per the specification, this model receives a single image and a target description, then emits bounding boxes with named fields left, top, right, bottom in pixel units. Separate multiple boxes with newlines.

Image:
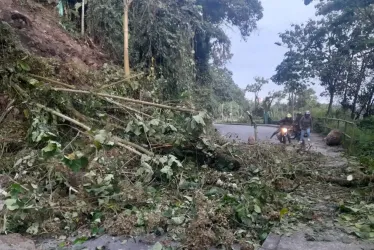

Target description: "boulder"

left=324, top=129, right=342, bottom=146
left=0, top=234, right=36, bottom=250
left=247, top=136, right=256, bottom=145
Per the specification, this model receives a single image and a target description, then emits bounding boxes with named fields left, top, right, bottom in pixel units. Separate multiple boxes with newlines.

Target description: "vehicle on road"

left=277, top=126, right=291, bottom=144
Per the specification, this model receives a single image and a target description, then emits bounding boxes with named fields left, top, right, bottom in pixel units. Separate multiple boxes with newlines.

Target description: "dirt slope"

left=0, top=0, right=107, bottom=71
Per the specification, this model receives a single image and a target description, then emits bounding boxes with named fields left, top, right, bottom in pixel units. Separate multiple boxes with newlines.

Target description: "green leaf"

left=160, top=165, right=173, bottom=179
left=192, top=112, right=206, bottom=126
left=26, top=223, right=39, bottom=235
left=167, top=155, right=182, bottom=168
left=152, top=242, right=163, bottom=250
left=368, top=215, right=374, bottom=224
left=158, top=155, right=168, bottom=164
left=94, top=130, right=113, bottom=146
left=130, top=80, right=139, bottom=90
left=74, top=2, right=82, bottom=10
left=42, top=140, right=61, bottom=157
left=58, top=242, right=66, bottom=247
left=254, top=204, right=261, bottom=214
left=167, top=124, right=177, bottom=132
left=345, top=206, right=360, bottom=213
left=74, top=236, right=88, bottom=245
left=18, top=61, right=30, bottom=71
left=62, top=154, right=89, bottom=172
left=171, top=216, right=185, bottom=225
left=5, top=198, right=19, bottom=211
left=28, top=78, right=40, bottom=86
left=341, top=214, right=353, bottom=221
left=280, top=207, right=289, bottom=218
left=205, top=187, right=220, bottom=196
left=260, top=232, right=268, bottom=241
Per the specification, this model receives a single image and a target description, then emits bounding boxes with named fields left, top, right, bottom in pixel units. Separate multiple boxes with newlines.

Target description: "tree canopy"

left=86, top=0, right=262, bottom=106
left=275, top=0, right=374, bottom=118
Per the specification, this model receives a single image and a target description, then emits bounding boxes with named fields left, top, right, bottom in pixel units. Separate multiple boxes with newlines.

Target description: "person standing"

left=294, top=112, right=303, bottom=141
left=299, top=110, right=312, bottom=143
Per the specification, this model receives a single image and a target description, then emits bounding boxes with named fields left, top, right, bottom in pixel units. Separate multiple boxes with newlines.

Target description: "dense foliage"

left=85, top=0, right=262, bottom=114
left=274, top=0, right=374, bottom=119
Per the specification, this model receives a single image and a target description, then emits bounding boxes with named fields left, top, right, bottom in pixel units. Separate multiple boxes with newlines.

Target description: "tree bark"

left=363, top=88, right=374, bottom=117
left=350, top=60, right=367, bottom=119
left=123, top=0, right=132, bottom=77
left=327, top=91, right=334, bottom=116
left=81, top=0, right=85, bottom=36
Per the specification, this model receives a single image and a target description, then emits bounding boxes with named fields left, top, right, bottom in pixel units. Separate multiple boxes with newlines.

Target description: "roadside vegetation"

left=0, top=0, right=374, bottom=249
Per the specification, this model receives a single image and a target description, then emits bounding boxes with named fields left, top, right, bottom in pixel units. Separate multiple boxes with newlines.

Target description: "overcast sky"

left=225, top=0, right=329, bottom=103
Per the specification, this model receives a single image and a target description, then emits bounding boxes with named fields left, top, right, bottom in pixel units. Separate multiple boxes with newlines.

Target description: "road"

left=214, top=123, right=277, bottom=142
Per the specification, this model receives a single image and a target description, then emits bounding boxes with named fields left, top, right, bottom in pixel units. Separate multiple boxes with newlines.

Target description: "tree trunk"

left=351, top=59, right=367, bottom=119
left=364, top=89, right=374, bottom=117
left=327, top=91, right=334, bottom=116
left=123, top=0, right=132, bottom=77
left=292, top=90, right=295, bottom=119
left=81, top=0, right=85, bottom=36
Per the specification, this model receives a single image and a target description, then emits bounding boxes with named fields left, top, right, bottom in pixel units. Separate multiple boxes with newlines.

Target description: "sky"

left=225, top=0, right=329, bottom=103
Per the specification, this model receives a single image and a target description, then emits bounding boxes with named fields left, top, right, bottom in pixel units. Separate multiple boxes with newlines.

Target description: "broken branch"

left=0, top=99, right=15, bottom=124
left=28, top=74, right=76, bottom=89
left=35, top=103, right=153, bottom=156
left=101, top=97, right=152, bottom=118
left=97, top=72, right=144, bottom=91
left=51, top=88, right=197, bottom=113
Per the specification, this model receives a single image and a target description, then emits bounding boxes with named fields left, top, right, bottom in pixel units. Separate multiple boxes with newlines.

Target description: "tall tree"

left=263, top=90, right=285, bottom=112
left=246, top=76, right=268, bottom=110
left=123, top=0, right=133, bottom=76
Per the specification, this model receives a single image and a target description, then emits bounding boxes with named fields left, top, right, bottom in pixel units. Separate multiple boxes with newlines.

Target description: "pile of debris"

left=0, top=21, right=333, bottom=249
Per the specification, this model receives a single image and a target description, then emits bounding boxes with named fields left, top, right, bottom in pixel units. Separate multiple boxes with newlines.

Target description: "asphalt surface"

left=214, top=123, right=278, bottom=142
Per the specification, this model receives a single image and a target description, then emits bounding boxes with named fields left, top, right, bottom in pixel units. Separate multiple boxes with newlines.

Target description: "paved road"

left=214, top=124, right=278, bottom=142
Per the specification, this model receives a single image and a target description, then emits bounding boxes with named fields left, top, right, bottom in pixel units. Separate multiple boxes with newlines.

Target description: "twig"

left=97, top=72, right=144, bottom=91
left=36, top=103, right=91, bottom=131
left=113, top=136, right=154, bottom=156
left=36, top=103, right=153, bottom=156
left=116, top=142, right=142, bottom=156
left=219, top=142, right=231, bottom=149
left=62, top=131, right=80, bottom=152
left=101, top=97, right=152, bottom=118
left=0, top=99, right=15, bottom=124
left=28, top=74, right=76, bottom=89
left=3, top=175, right=30, bottom=192
left=51, top=88, right=197, bottom=113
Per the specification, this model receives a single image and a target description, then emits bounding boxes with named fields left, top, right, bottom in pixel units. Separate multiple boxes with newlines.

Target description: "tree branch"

left=51, top=88, right=197, bottom=113
left=35, top=103, right=153, bottom=156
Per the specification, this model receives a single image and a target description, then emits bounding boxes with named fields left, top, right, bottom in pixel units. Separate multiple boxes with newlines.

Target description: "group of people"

left=270, top=111, right=312, bottom=144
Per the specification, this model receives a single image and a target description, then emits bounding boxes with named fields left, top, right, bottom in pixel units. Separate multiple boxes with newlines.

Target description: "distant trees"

left=274, top=0, right=374, bottom=118
left=246, top=76, right=268, bottom=110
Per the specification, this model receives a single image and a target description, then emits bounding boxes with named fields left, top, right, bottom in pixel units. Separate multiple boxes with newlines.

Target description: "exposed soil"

left=0, top=0, right=108, bottom=72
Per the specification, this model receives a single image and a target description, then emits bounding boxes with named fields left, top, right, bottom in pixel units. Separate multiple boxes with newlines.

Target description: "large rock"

left=324, top=129, right=342, bottom=146
left=0, top=234, right=36, bottom=250
left=247, top=136, right=256, bottom=145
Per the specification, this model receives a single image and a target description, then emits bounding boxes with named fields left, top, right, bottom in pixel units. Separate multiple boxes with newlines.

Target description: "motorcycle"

left=277, top=126, right=290, bottom=144
left=289, top=125, right=299, bottom=140
left=289, top=124, right=308, bottom=140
